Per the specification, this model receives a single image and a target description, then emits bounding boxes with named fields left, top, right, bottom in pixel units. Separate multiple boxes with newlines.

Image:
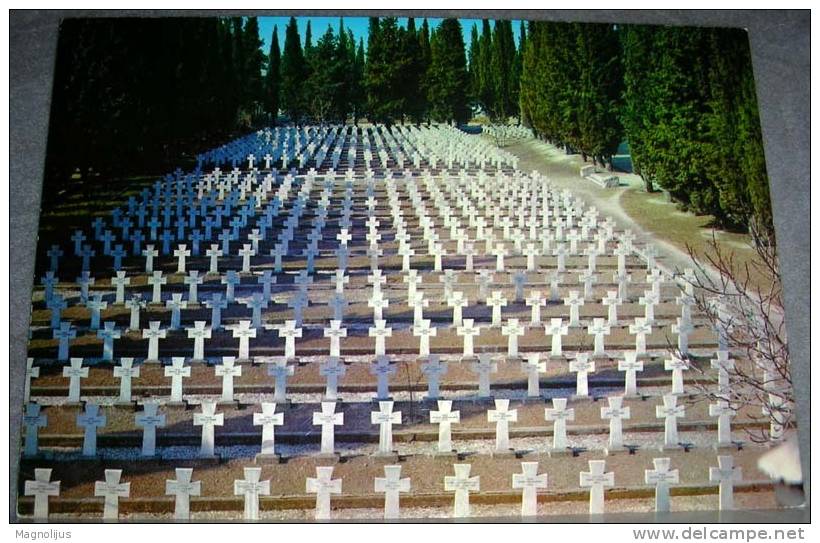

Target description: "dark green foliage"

left=426, top=19, right=470, bottom=123
left=265, top=25, right=281, bottom=122
left=281, top=16, right=308, bottom=121
left=364, top=18, right=411, bottom=125
left=490, top=19, right=517, bottom=120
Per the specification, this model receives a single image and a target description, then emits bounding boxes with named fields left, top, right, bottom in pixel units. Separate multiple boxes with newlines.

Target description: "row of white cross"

left=23, top=394, right=741, bottom=461
left=24, top=455, right=743, bottom=520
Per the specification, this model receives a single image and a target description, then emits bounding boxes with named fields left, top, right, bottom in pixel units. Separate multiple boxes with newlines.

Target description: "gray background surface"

left=9, top=9, right=810, bottom=523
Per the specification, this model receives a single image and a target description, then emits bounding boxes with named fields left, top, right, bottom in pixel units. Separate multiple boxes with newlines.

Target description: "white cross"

left=488, top=398, right=518, bottom=451
left=193, top=401, right=224, bottom=457
left=307, top=466, right=342, bottom=520
left=25, top=357, right=39, bottom=403
left=206, top=244, right=222, bottom=274
left=710, top=400, right=736, bottom=447
left=512, top=462, right=548, bottom=517
left=412, top=319, right=437, bottom=357
left=371, top=400, right=402, bottom=454
left=187, top=321, right=212, bottom=361
left=95, top=469, right=130, bottom=520
left=25, top=468, right=60, bottom=519
left=602, top=291, right=620, bottom=325
left=710, top=455, right=743, bottom=510
left=111, top=271, right=130, bottom=304
left=229, top=320, right=256, bottom=360
left=324, top=320, right=347, bottom=358
left=525, top=290, right=546, bottom=324
left=313, top=401, right=344, bottom=455
left=53, top=322, right=76, bottom=361
left=238, top=244, right=256, bottom=273
left=215, top=357, right=243, bottom=402
left=486, top=290, right=508, bottom=326
left=664, top=356, right=690, bottom=395
left=164, top=357, right=190, bottom=403
left=234, top=467, right=270, bottom=520
left=430, top=399, right=460, bottom=452
left=711, top=351, right=734, bottom=397
left=587, top=318, right=611, bottom=357
left=445, top=464, right=480, bottom=518
left=135, top=403, right=165, bottom=456
left=319, top=357, right=347, bottom=400
left=147, top=270, right=167, bottom=304
left=501, top=318, right=526, bottom=357
left=165, top=468, right=201, bottom=520
left=62, top=357, right=88, bottom=402
left=142, top=321, right=167, bottom=361
left=275, top=320, right=302, bottom=359
left=456, top=319, right=481, bottom=357
left=421, top=355, right=448, bottom=399
left=471, top=354, right=498, bottom=397
left=370, top=355, right=396, bottom=400
left=600, top=396, right=631, bottom=451
left=522, top=353, right=546, bottom=397
left=564, top=291, right=584, bottom=327
left=656, top=394, right=685, bottom=449
left=545, top=318, right=569, bottom=357
left=368, top=292, right=389, bottom=322
left=375, top=465, right=410, bottom=519
left=639, top=291, right=659, bottom=324
left=629, top=318, right=652, bottom=356
left=645, top=457, right=679, bottom=513
left=544, top=398, right=574, bottom=451
left=174, top=244, right=191, bottom=273
left=253, top=402, right=284, bottom=456
left=579, top=460, right=614, bottom=515
left=447, top=291, right=468, bottom=327
left=618, top=351, right=644, bottom=397
left=266, top=360, right=294, bottom=402
left=672, top=318, right=695, bottom=357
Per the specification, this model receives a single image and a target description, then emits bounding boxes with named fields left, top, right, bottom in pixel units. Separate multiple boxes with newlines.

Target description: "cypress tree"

left=281, top=16, right=307, bottom=122
left=426, top=18, right=470, bottom=123
left=265, top=25, right=281, bottom=122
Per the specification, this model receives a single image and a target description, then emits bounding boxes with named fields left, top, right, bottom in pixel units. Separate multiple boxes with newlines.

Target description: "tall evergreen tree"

left=426, top=18, right=470, bottom=123
left=281, top=16, right=307, bottom=121
left=467, top=24, right=480, bottom=106
left=364, top=17, right=409, bottom=125
left=477, top=20, right=494, bottom=116
left=490, top=19, right=517, bottom=120
left=265, top=25, right=281, bottom=122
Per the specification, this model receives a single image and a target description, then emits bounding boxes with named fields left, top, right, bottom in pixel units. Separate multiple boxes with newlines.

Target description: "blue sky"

left=257, top=17, right=523, bottom=55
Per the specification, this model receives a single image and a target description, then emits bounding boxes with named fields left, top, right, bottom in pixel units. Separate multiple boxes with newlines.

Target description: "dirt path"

left=502, top=137, right=759, bottom=284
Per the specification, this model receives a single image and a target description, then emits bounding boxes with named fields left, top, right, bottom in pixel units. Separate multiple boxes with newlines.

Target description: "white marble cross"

left=579, top=460, right=614, bottom=515
left=618, top=351, right=644, bottom=397
left=234, top=467, right=270, bottom=520
left=486, top=290, right=508, bottom=326
left=629, top=318, right=652, bottom=357
left=672, top=318, right=695, bottom=357
left=143, top=321, right=167, bottom=362
left=710, top=351, right=734, bottom=397
left=430, top=399, right=460, bottom=452
left=25, top=468, right=60, bottom=519
left=185, top=270, right=203, bottom=304
left=193, top=401, right=224, bottom=457
left=97, top=321, right=121, bottom=361
left=63, top=357, right=88, bottom=402
left=569, top=354, right=595, bottom=398
left=522, top=353, right=546, bottom=398
left=206, top=244, right=222, bottom=274
left=525, top=290, right=546, bottom=324
left=710, top=455, right=742, bottom=510
left=602, top=291, right=620, bottom=325
left=456, top=319, right=481, bottom=357
left=656, top=394, right=685, bottom=449
left=445, top=464, right=480, bottom=518
left=112, top=357, right=139, bottom=404
left=564, top=290, right=585, bottom=327
left=23, top=402, right=47, bottom=457
left=412, top=319, right=437, bottom=357
left=544, top=398, right=574, bottom=451
left=313, top=401, right=344, bottom=455
left=135, top=402, right=166, bottom=456
left=165, top=357, right=190, bottom=403
left=512, top=462, right=548, bottom=517
left=238, top=243, right=256, bottom=273
left=276, top=320, right=302, bottom=359
left=187, top=321, right=212, bottom=361
left=174, top=244, right=191, bottom=273
left=307, top=466, right=342, bottom=520
left=229, top=320, right=256, bottom=360
left=166, top=468, right=201, bottom=520
left=601, top=396, right=631, bottom=452
left=545, top=318, right=568, bottom=357
left=421, top=355, right=448, bottom=399
left=370, top=356, right=396, bottom=400
left=501, top=318, right=526, bottom=357
left=447, top=291, right=468, bottom=327
left=267, top=360, right=294, bottom=402
left=645, top=457, right=679, bottom=513
left=471, top=354, right=498, bottom=397
left=254, top=402, right=284, bottom=456
left=215, top=357, right=242, bottom=402
left=664, top=356, right=690, bottom=395
left=95, top=469, right=129, bottom=520
left=371, top=400, right=401, bottom=454
left=375, top=465, right=410, bottom=519
left=639, top=290, right=659, bottom=324
left=588, top=318, right=611, bottom=357
left=54, top=322, right=76, bottom=361
left=709, top=400, right=736, bottom=447
left=329, top=292, right=348, bottom=322
left=324, top=320, right=347, bottom=358
left=369, top=319, right=392, bottom=356
left=488, top=398, right=518, bottom=452
left=319, top=357, right=347, bottom=400
left=147, top=270, right=167, bottom=304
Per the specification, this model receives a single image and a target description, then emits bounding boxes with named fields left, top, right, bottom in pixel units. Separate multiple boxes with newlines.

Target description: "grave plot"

left=20, top=124, right=785, bottom=520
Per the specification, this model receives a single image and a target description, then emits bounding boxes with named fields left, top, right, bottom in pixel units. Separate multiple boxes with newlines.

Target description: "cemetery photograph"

left=13, top=13, right=805, bottom=523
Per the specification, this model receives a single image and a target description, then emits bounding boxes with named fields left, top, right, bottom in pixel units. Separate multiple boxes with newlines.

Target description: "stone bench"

left=580, top=165, right=619, bottom=188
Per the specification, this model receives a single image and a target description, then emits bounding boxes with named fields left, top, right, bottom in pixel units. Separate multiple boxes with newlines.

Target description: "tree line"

left=519, top=21, right=771, bottom=233
left=46, top=16, right=771, bottom=233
